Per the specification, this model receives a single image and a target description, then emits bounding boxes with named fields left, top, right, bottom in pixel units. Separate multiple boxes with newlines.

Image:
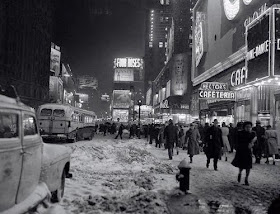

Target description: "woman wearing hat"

left=232, top=121, right=257, bottom=186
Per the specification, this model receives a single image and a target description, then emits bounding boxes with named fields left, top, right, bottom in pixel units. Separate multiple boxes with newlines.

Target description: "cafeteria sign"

left=198, top=82, right=235, bottom=100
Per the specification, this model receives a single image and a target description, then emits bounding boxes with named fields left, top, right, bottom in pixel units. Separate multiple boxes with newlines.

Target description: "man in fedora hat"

left=204, top=119, right=223, bottom=170
left=252, top=120, right=265, bottom=164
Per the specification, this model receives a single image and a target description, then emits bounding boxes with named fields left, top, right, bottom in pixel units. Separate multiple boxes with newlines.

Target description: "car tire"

left=51, top=170, right=66, bottom=203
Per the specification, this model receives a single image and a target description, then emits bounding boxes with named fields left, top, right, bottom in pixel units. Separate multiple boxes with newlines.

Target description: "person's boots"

left=190, top=156, right=193, bottom=163
left=238, top=173, right=241, bottom=183
left=206, top=159, right=210, bottom=168
left=245, top=177, right=249, bottom=186
left=225, top=157, right=228, bottom=162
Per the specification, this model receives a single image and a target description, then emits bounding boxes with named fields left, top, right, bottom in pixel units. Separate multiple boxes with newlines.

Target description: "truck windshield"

left=53, top=109, right=65, bottom=117
left=41, top=109, right=52, bottom=116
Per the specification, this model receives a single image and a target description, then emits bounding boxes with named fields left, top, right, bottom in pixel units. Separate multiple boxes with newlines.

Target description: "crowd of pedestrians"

left=146, top=119, right=279, bottom=186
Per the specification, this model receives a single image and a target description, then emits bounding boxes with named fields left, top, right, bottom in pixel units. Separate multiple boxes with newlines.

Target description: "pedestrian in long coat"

left=232, top=121, right=257, bottom=186
left=265, top=125, right=279, bottom=165
left=185, top=123, right=200, bottom=163
left=164, top=119, right=178, bottom=160
left=221, top=122, right=231, bottom=161
left=252, top=120, right=265, bottom=164
left=204, top=119, right=223, bottom=171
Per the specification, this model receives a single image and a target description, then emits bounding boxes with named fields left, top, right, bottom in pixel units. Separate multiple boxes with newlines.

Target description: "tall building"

left=171, top=0, right=197, bottom=54
left=0, top=0, right=54, bottom=108
left=144, top=0, right=172, bottom=93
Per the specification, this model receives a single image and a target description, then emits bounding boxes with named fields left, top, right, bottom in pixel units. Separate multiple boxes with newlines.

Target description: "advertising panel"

left=50, top=43, right=61, bottom=76
left=114, top=68, right=134, bottom=82
left=77, top=75, right=98, bottom=89
left=134, top=105, right=152, bottom=118
left=49, top=76, right=63, bottom=102
left=114, top=58, right=143, bottom=68
left=273, top=8, right=280, bottom=76
left=171, top=54, right=190, bottom=96
left=246, top=9, right=270, bottom=83
left=113, top=90, right=131, bottom=108
left=166, top=19, right=174, bottom=63
left=112, top=109, right=129, bottom=123
left=146, top=88, right=152, bottom=105
left=193, top=0, right=271, bottom=79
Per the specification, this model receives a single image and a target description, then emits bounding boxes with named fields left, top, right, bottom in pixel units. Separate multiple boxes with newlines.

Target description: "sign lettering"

left=231, top=66, right=247, bottom=87
left=246, top=40, right=270, bottom=61
left=200, top=82, right=228, bottom=91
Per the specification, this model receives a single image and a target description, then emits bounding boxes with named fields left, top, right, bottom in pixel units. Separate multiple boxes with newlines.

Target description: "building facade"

left=0, top=0, right=54, bottom=108
left=192, top=0, right=280, bottom=128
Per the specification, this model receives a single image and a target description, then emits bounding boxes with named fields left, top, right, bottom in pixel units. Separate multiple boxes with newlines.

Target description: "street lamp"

left=137, top=99, right=142, bottom=126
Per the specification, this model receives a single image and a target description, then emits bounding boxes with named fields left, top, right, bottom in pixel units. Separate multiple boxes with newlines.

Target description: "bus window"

left=41, top=109, right=52, bottom=116
left=53, top=109, right=65, bottom=117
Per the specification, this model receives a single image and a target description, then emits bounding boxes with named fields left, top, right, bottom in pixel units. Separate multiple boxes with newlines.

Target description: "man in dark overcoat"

left=204, top=119, right=223, bottom=170
left=164, top=119, right=178, bottom=160
left=252, top=120, right=265, bottom=164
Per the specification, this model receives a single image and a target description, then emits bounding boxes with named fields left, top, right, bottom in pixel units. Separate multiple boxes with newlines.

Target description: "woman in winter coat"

left=232, top=121, right=257, bottom=186
left=185, top=123, right=201, bottom=163
left=265, top=125, right=279, bottom=165
left=221, top=122, right=231, bottom=161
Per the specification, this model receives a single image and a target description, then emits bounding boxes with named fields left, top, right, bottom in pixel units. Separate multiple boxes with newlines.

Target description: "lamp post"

left=137, top=99, right=142, bottom=126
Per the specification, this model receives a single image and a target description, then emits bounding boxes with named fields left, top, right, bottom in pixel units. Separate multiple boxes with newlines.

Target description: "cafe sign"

left=199, top=82, right=235, bottom=100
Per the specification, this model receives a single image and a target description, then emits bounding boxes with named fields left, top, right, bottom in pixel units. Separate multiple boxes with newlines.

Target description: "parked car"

left=0, top=86, right=72, bottom=214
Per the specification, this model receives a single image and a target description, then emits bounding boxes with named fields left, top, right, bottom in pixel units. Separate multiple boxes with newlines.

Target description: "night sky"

left=54, top=0, right=146, bottom=94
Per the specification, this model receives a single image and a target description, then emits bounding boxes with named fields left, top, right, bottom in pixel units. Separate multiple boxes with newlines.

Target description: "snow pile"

left=65, top=191, right=169, bottom=214
left=60, top=139, right=176, bottom=213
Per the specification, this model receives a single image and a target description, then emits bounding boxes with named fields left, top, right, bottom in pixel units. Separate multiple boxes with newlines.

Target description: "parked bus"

left=37, top=103, right=96, bottom=143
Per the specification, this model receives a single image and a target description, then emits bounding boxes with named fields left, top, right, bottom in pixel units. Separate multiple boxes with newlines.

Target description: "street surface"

left=51, top=134, right=280, bottom=214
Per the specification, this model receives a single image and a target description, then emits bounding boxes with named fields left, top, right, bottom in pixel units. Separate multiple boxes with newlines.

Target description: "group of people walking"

left=148, top=119, right=279, bottom=186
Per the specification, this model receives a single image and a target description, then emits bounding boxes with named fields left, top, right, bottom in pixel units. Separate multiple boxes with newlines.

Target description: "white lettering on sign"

left=200, top=82, right=228, bottom=91
left=231, top=66, right=247, bottom=87
left=199, top=90, right=235, bottom=100
left=114, top=58, right=143, bottom=68
left=246, top=40, right=270, bottom=61
left=244, top=4, right=267, bottom=27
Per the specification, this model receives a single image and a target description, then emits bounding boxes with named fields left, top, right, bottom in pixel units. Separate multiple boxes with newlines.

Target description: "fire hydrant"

left=176, top=159, right=191, bottom=193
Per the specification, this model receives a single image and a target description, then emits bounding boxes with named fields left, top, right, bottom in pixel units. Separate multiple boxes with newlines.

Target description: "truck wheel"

left=51, top=170, right=65, bottom=203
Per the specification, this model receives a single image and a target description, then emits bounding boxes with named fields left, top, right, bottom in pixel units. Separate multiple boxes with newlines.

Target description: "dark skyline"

left=53, top=0, right=146, bottom=94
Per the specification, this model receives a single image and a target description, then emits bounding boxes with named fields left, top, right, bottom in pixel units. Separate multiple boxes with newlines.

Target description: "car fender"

left=40, top=143, right=72, bottom=193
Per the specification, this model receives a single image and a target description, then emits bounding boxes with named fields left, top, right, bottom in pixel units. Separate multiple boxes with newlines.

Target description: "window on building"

left=149, top=42, right=153, bottom=48
left=165, top=42, right=168, bottom=48
left=165, top=17, right=169, bottom=22
left=160, top=16, right=164, bottom=22
left=159, top=42, right=163, bottom=48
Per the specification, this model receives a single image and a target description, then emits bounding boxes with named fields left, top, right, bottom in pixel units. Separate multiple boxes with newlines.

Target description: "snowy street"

left=53, top=135, right=280, bottom=214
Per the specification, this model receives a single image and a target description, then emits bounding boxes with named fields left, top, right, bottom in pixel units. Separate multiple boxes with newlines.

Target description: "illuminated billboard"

left=193, top=0, right=271, bottom=79
left=50, top=43, right=61, bottom=76
left=77, top=75, right=98, bottom=89
left=49, top=76, right=63, bottom=102
left=112, top=90, right=131, bottom=108
left=112, top=109, right=129, bottom=123
left=114, top=58, right=143, bottom=68
left=171, top=54, right=190, bottom=96
left=246, top=9, right=270, bottom=83
left=114, top=68, right=134, bottom=82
